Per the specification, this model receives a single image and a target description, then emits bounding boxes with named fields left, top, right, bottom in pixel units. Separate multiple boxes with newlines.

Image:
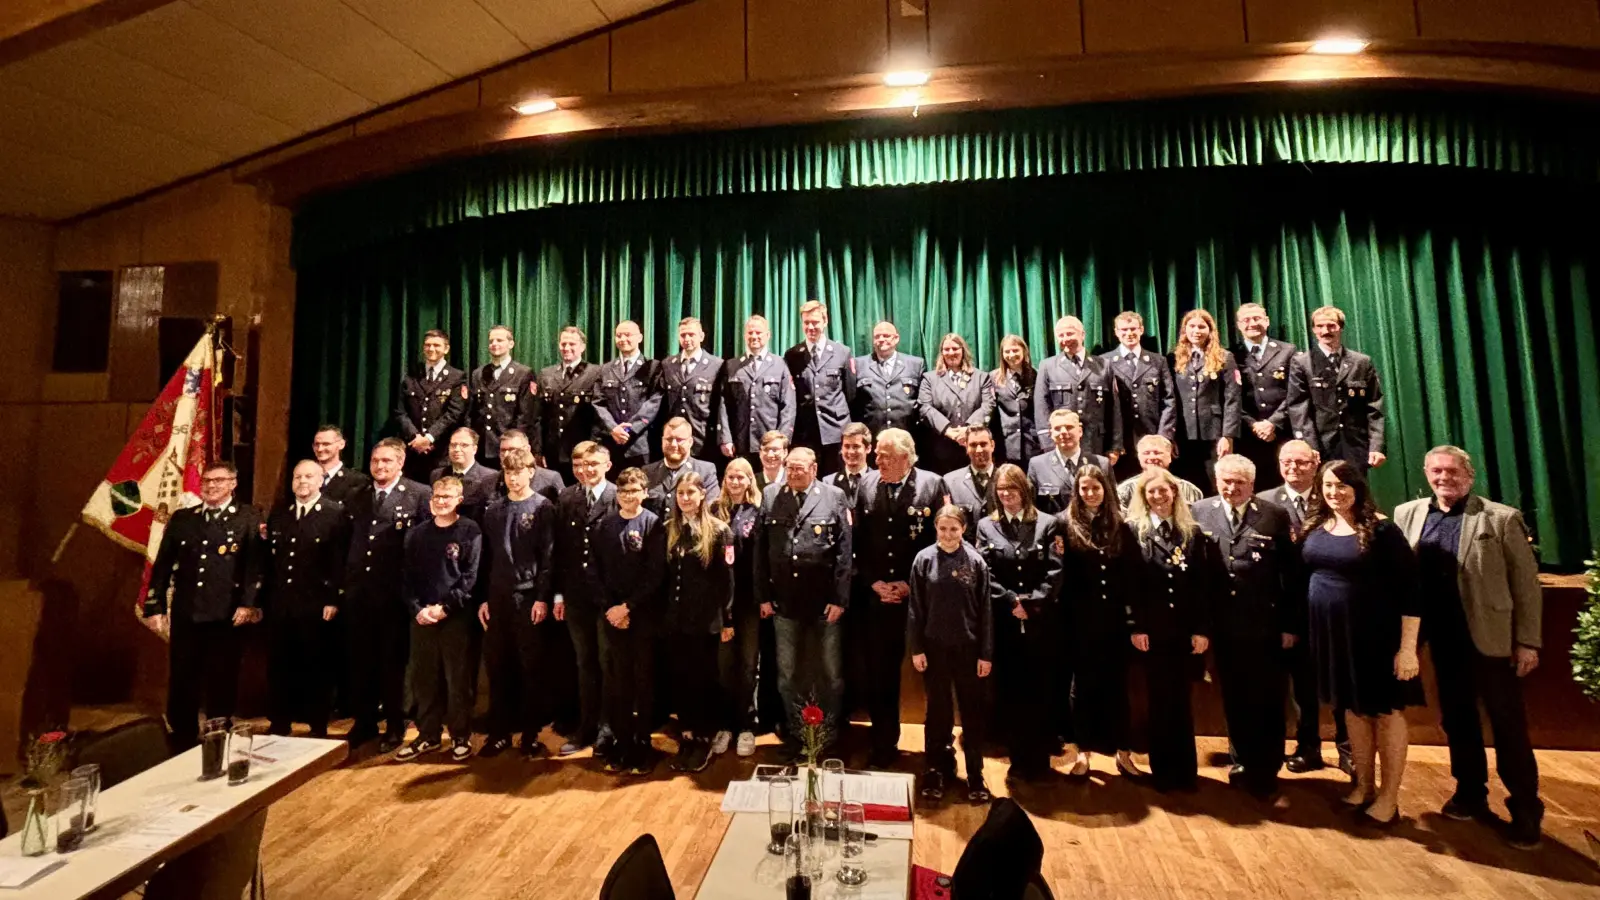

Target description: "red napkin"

left=863, top=803, right=912, bottom=822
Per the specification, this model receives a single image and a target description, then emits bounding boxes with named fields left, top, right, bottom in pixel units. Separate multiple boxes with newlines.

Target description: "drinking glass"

left=767, top=776, right=794, bottom=855
left=199, top=717, right=229, bottom=781
left=821, top=758, right=845, bottom=834
left=56, top=777, right=90, bottom=853
left=784, top=831, right=813, bottom=900
left=836, top=801, right=868, bottom=886
left=227, top=723, right=254, bottom=785
left=70, top=763, right=101, bottom=832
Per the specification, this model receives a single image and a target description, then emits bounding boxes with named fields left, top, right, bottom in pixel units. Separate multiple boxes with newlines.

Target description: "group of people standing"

left=137, top=300, right=1547, bottom=851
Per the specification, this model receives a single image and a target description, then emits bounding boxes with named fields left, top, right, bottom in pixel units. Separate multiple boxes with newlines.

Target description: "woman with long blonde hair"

left=919, top=333, right=996, bottom=473
left=663, top=471, right=734, bottom=773
left=712, top=457, right=763, bottom=758
left=1169, top=308, right=1240, bottom=491
left=1126, top=467, right=1225, bottom=792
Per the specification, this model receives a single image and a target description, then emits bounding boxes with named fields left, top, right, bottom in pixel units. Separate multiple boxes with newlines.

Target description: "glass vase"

left=19, top=787, right=56, bottom=857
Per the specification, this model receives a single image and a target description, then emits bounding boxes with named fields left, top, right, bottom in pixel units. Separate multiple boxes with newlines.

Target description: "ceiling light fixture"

left=512, top=98, right=559, bottom=116
left=884, top=70, right=930, bottom=87
left=1307, top=38, right=1369, bottom=55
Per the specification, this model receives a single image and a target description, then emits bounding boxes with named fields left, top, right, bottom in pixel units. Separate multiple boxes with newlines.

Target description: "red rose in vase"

left=801, top=704, right=824, bottom=727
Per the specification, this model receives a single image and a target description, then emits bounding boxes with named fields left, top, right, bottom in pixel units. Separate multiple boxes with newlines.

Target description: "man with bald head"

left=852, top=320, right=926, bottom=437
left=264, top=460, right=349, bottom=738
left=1035, top=314, right=1122, bottom=465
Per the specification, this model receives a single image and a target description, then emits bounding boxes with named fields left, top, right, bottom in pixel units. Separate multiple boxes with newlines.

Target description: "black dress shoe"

left=1441, top=795, right=1491, bottom=821
left=1337, top=748, right=1356, bottom=778
left=920, top=769, right=946, bottom=801
left=1284, top=753, right=1324, bottom=773
left=378, top=732, right=404, bottom=754
left=966, top=776, right=992, bottom=804
left=1505, top=817, right=1542, bottom=850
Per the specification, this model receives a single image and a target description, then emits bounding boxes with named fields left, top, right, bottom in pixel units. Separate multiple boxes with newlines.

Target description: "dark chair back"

left=74, top=716, right=171, bottom=789
left=951, top=799, right=1045, bottom=900
left=145, top=807, right=267, bottom=900
left=599, top=834, right=675, bottom=900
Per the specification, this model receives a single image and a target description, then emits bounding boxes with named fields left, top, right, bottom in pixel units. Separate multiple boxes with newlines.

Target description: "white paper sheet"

left=105, top=802, right=225, bottom=853
left=0, top=857, right=66, bottom=889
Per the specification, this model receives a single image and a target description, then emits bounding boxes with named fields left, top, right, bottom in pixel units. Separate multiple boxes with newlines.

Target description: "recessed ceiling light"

left=884, top=71, right=929, bottom=87
left=512, top=98, right=558, bottom=116
left=1308, top=38, right=1368, bottom=55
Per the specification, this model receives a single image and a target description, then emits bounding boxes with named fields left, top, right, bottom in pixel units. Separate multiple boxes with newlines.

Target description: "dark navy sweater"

left=402, top=517, right=482, bottom=616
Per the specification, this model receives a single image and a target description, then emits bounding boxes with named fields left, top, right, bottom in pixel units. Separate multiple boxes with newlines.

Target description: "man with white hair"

left=852, top=428, right=947, bottom=769
left=1116, top=434, right=1203, bottom=511
left=1395, top=445, right=1543, bottom=849
left=1191, top=454, right=1298, bottom=801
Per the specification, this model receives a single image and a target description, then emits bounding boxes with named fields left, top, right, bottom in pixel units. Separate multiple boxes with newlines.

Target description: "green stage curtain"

left=291, top=92, right=1600, bottom=267
left=294, top=165, right=1600, bottom=566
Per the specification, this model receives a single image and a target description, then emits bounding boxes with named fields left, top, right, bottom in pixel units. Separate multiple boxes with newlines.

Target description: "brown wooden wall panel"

left=889, top=0, right=930, bottom=68
left=1245, top=0, right=1416, bottom=43
left=355, top=82, right=481, bottom=138
left=1083, top=0, right=1244, bottom=54
left=747, top=0, right=890, bottom=82
left=1418, top=0, right=1600, bottom=48
left=480, top=34, right=611, bottom=109
left=612, top=0, right=746, bottom=93
left=928, top=0, right=1082, bottom=66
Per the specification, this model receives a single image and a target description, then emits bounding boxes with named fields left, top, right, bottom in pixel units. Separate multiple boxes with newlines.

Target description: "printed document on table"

left=107, top=802, right=227, bottom=853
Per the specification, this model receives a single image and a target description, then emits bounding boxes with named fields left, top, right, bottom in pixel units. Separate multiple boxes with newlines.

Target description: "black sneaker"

left=1441, top=795, right=1491, bottom=822
left=1337, top=746, right=1356, bottom=778
left=920, top=769, right=945, bottom=802
left=450, top=739, right=473, bottom=762
left=479, top=736, right=513, bottom=758
left=594, top=732, right=617, bottom=760
left=378, top=731, right=405, bottom=754
left=967, top=776, right=991, bottom=804
left=1506, top=818, right=1542, bottom=850
left=627, top=748, right=655, bottom=777
left=519, top=738, right=548, bottom=760
left=395, top=738, right=440, bottom=761
left=669, top=741, right=696, bottom=772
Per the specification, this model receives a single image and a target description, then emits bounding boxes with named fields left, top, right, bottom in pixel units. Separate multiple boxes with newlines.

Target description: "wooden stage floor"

left=239, top=720, right=1600, bottom=900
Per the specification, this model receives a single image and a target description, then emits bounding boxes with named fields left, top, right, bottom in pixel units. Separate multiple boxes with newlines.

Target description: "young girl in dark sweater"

left=908, top=504, right=993, bottom=804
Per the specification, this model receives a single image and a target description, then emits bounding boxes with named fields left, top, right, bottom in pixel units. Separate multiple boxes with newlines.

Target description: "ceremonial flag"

left=78, top=328, right=222, bottom=610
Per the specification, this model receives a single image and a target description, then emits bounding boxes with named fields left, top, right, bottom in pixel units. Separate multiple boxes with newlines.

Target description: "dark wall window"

left=52, top=271, right=113, bottom=373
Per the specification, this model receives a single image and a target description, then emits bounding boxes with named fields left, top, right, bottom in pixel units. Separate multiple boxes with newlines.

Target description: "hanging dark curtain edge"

left=290, top=89, right=1600, bottom=269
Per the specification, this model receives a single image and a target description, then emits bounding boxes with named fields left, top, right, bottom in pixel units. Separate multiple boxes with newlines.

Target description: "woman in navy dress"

left=1301, top=460, right=1422, bottom=826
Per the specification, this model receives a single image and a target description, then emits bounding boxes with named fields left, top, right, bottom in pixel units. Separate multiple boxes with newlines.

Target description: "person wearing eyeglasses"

left=141, top=462, right=264, bottom=750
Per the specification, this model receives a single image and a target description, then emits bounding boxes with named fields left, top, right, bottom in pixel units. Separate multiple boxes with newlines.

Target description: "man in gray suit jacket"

left=1394, top=445, right=1543, bottom=849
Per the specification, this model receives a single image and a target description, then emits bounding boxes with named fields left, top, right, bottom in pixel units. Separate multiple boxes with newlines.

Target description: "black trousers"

left=923, top=643, right=987, bottom=778
left=1215, top=634, right=1285, bottom=795
left=601, top=620, right=654, bottom=753
left=268, top=615, right=334, bottom=735
left=168, top=618, right=242, bottom=749
left=719, top=603, right=760, bottom=732
left=545, top=613, right=579, bottom=730
left=1428, top=618, right=1543, bottom=826
left=565, top=600, right=607, bottom=743
left=841, top=583, right=873, bottom=718
left=483, top=595, right=549, bottom=741
left=1142, top=645, right=1198, bottom=790
left=1284, top=639, right=1348, bottom=751
left=1008, top=608, right=1059, bottom=773
left=865, top=599, right=909, bottom=757
left=989, top=604, right=1026, bottom=754
left=756, top=614, right=785, bottom=734
left=347, top=597, right=410, bottom=736
left=408, top=614, right=474, bottom=742
left=670, top=632, right=723, bottom=738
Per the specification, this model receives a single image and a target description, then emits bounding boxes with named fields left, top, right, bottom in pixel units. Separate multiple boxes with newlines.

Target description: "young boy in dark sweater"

left=909, top=504, right=994, bottom=804
left=397, top=476, right=482, bottom=762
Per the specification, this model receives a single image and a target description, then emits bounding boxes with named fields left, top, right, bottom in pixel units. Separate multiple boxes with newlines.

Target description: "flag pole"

left=49, top=522, right=79, bottom=567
